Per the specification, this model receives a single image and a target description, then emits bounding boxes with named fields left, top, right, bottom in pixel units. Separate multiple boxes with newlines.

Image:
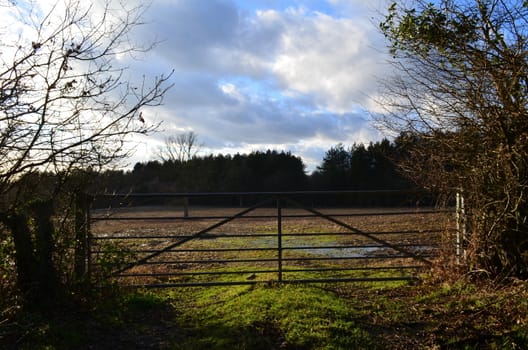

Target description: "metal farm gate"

left=87, top=191, right=455, bottom=287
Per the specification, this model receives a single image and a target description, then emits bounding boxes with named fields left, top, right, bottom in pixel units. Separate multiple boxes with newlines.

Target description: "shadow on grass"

left=1, top=292, right=182, bottom=350
left=4, top=280, right=528, bottom=350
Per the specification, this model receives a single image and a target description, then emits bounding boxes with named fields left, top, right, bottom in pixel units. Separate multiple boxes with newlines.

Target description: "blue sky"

left=22, top=0, right=394, bottom=172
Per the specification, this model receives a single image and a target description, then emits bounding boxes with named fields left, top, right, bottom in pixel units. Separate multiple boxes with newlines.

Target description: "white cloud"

left=270, top=9, right=385, bottom=113
left=4, top=0, right=392, bottom=172
left=220, top=83, right=245, bottom=102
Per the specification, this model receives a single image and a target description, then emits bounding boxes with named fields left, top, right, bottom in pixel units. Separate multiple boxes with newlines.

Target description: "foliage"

left=103, top=150, right=310, bottom=194
left=0, top=229, right=18, bottom=320
left=311, top=139, right=414, bottom=191
left=93, top=139, right=413, bottom=200
left=379, top=0, right=528, bottom=277
left=93, top=241, right=138, bottom=279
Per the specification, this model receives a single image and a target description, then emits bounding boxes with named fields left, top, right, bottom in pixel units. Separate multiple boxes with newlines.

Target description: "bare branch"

left=157, top=131, right=204, bottom=163
left=0, top=0, right=173, bottom=193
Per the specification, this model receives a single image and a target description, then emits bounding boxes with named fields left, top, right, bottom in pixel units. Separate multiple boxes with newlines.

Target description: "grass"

left=166, top=283, right=375, bottom=349
left=4, top=207, right=527, bottom=349
left=3, top=276, right=528, bottom=349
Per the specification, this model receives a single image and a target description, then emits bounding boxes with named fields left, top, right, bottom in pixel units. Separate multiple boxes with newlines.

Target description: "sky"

left=125, top=0, right=395, bottom=173
left=8, top=0, right=395, bottom=173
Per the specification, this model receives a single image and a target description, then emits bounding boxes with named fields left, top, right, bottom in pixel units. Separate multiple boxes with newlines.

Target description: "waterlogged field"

left=90, top=205, right=456, bottom=286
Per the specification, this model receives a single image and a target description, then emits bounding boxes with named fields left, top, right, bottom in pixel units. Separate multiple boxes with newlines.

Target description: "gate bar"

left=285, top=198, right=433, bottom=266
left=113, top=197, right=273, bottom=274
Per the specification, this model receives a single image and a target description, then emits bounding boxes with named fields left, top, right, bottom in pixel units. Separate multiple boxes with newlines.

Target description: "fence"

left=86, top=190, right=455, bottom=287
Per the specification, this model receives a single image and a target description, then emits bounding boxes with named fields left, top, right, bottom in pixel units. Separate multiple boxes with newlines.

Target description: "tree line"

left=93, top=139, right=414, bottom=196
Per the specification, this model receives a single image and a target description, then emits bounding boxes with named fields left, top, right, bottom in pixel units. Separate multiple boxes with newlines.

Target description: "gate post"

left=277, top=197, right=283, bottom=283
left=183, top=197, right=189, bottom=218
left=456, top=191, right=466, bottom=264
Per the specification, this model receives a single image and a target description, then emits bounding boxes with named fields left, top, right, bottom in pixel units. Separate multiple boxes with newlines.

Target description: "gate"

left=87, top=191, right=455, bottom=287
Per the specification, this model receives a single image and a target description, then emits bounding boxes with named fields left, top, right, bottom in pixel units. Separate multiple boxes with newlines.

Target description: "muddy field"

left=89, top=205, right=456, bottom=286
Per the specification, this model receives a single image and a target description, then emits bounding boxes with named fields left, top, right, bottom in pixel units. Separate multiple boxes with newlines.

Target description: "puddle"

left=246, top=236, right=434, bottom=258
left=248, top=237, right=387, bottom=258
left=297, top=246, right=381, bottom=258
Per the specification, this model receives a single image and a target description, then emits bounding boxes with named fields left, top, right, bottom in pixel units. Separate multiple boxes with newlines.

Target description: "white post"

left=456, top=192, right=461, bottom=263
left=455, top=191, right=466, bottom=263
left=461, top=193, right=466, bottom=259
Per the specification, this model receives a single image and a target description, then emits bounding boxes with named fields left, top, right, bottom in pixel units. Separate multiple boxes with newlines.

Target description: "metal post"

left=455, top=191, right=466, bottom=264
left=277, top=197, right=283, bottom=283
left=456, top=192, right=461, bottom=263
left=460, top=192, right=466, bottom=260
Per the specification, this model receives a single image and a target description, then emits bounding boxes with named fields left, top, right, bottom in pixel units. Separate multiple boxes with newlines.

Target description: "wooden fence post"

left=32, top=199, right=57, bottom=302
left=183, top=197, right=189, bottom=218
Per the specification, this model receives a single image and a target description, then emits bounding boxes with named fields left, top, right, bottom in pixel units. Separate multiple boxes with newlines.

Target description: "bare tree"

left=0, top=0, right=172, bottom=194
left=157, top=131, right=203, bottom=162
left=379, top=0, right=528, bottom=277
left=0, top=0, right=172, bottom=306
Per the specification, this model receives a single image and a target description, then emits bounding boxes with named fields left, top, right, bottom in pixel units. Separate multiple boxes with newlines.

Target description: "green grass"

left=166, top=283, right=376, bottom=350
left=4, top=277, right=528, bottom=349
left=146, top=260, right=416, bottom=287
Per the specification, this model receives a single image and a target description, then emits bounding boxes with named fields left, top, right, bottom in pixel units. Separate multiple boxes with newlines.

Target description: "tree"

left=0, top=0, right=172, bottom=308
left=157, top=131, right=203, bottom=162
left=379, top=0, right=528, bottom=277
left=314, top=143, right=352, bottom=189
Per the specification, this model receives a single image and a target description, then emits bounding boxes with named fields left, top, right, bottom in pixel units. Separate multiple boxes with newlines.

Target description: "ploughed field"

left=89, top=206, right=455, bottom=286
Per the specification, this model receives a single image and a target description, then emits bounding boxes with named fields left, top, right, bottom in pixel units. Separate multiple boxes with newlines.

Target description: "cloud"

left=139, top=0, right=240, bottom=72
left=144, top=79, right=382, bottom=170
left=270, top=9, right=386, bottom=113
left=1, top=0, right=392, bottom=174
left=121, top=0, right=390, bottom=171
